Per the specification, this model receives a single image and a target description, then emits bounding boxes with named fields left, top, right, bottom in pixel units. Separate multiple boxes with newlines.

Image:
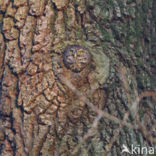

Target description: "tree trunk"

left=0, top=0, right=155, bottom=156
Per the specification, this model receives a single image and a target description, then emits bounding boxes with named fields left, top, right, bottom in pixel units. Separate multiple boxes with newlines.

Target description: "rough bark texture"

left=0, top=0, right=155, bottom=156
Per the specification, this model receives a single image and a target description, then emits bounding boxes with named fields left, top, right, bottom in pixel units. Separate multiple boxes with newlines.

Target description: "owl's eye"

left=77, top=51, right=84, bottom=55
left=69, top=50, right=73, bottom=55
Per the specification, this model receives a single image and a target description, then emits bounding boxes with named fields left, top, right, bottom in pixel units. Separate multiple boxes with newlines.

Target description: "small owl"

left=63, top=45, right=91, bottom=73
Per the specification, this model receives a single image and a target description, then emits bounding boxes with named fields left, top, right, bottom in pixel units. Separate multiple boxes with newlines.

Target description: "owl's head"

left=63, top=45, right=91, bottom=73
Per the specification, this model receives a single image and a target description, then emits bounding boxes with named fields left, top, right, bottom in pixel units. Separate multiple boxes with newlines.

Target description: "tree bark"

left=0, top=0, right=155, bottom=156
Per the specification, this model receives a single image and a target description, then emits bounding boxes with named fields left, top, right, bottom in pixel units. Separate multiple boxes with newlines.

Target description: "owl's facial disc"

left=63, top=45, right=91, bottom=73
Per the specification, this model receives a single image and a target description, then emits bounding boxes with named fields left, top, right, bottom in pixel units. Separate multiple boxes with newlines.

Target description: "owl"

left=63, top=45, right=91, bottom=73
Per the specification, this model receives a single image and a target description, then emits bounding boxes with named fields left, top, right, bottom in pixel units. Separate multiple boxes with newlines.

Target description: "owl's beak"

left=74, top=53, right=77, bottom=58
